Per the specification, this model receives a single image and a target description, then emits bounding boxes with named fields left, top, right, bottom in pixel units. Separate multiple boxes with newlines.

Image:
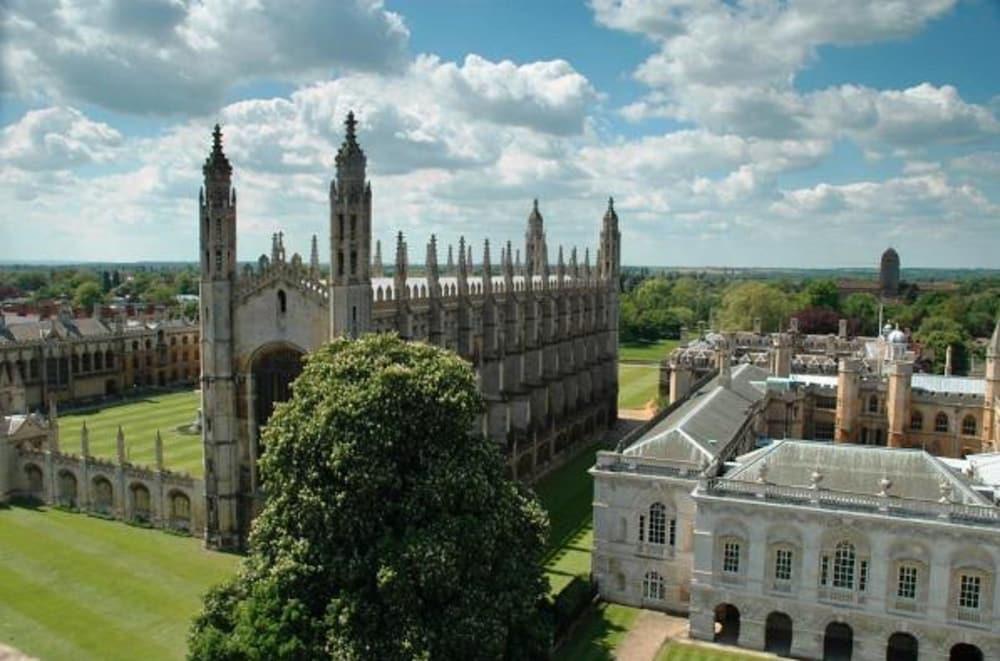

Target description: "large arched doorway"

left=886, top=632, right=918, bottom=661
left=130, top=483, right=152, bottom=522
left=713, top=603, right=740, bottom=645
left=765, top=611, right=793, bottom=656
left=950, top=643, right=983, bottom=661
left=92, top=476, right=114, bottom=515
left=57, top=470, right=78, bottom=507
left=24, top=464, right=44, bottom=500
left=824, top=622, right=853, bottom=661
left=252, top=346, right=303, bottom=431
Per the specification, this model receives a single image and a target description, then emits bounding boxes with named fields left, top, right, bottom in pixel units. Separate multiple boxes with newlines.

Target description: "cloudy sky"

left=1, top=0, right=998, bottom=268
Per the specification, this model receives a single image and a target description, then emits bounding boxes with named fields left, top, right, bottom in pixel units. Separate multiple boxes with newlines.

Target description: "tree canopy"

left=189, top=334, right=550, bottom=661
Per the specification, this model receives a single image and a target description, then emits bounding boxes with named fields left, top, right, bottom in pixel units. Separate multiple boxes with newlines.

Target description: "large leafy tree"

left=189, top=334, right=550, bottom=661
left=718, top=281, right=791, bottom=332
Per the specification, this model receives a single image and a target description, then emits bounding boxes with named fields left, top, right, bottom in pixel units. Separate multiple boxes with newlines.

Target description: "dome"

left=888, top=328, right=906, bottom=344
left=881, top=247, right=899, bottom=262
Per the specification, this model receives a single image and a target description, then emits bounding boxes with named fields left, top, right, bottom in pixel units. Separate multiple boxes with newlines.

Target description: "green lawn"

left=535, top=443, right=601, bottom=595
left=658, top=640, right=765, bottom=660
left=60, top=390, right=203, bottom=476
left=619, top=363, right=660, bottom=410
left=553, top=602, right=640, bottom=661
left=0, top=504, right=239, bottom=661
left=620, top=339, right=680, bottom=364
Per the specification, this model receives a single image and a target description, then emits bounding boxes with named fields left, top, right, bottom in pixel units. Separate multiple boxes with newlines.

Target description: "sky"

left=1, top=0, right=998, bottom=268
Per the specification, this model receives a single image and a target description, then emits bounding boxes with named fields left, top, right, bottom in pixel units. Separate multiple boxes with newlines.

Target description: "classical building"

left=200, top=114, right=621, bottom=549
left=592, top=320, right=1000, bottom=660
left=0, top=307, right=199, bottom=414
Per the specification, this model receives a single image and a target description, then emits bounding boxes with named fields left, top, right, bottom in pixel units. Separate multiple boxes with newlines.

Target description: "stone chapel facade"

left=200, top=114, right=622, bottom=549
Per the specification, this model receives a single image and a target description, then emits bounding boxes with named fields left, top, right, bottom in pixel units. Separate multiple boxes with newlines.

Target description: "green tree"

left=802, top=279, right=840, bottom=311
left=718, top=281, right=790, bottom=332
left=189, top=335, right=550, bottom=661
left=843, top=293, right=879, bottom=335
left=73, top=281, right=104, bottom=310
left=915, top=316, right=969, bottom=374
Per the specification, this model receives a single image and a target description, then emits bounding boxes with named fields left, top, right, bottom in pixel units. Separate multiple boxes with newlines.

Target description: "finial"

left=608, top=196, right=614, bottom=210
left=345, top=111, right=357, bottom=140
left=212, top=124, right=222, bottom=150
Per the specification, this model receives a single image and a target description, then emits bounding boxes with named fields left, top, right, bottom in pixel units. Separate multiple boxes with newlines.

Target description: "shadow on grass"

left=61, top=387, right=198, bottom=417
left=553, top=603, right=630, bottom=661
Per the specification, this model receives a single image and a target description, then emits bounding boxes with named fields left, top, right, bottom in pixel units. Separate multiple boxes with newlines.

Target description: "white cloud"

left=1, top=0, right=409, bottom=115
left=0, top=106, right=123, bottom=170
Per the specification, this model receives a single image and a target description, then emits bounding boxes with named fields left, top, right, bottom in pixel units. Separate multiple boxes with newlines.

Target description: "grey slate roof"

left=790, top=372, right=985, bottom=396
left=727, top=440, right=988, bottom=505
left=623, top=363, right=767, bottom=463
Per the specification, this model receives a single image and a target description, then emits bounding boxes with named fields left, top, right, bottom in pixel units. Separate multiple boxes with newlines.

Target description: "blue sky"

left=1, top=0, right=998, bottom=267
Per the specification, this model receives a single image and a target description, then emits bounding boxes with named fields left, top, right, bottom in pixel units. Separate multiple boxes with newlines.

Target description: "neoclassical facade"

left=592, top=326, right=1000, bottom=660
left=200, top=115, right=621, bottom=549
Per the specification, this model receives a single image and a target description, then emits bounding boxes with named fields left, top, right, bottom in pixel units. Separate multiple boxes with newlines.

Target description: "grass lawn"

left=620, top=339, right=680, bottom=364
left=553, top=602, right=640, bottom=661
left=619, top=364, right=660, bottom=410
left=60, top=390, right=203, bottom=477
left=535, top=443, right=602, bottom=595
left=0, top=504, right=239, bottom=661
left=657, top=640, right=766, bottom=660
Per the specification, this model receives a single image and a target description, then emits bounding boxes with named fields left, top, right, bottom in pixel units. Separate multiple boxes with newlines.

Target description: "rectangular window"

left=723, top=542, right=740, bottom=574
left=814, top=421, right=835, bottom=441
left=775, top=549, right=793, bottom=582
left=820, top=555, right=829, bottom=586
left=897, top=565, right=917, bottom=600
left=638, top=515, right=644, bottom=543
left=668, top=519, right=677, bottom=547
left=859, top=560, right=869, bottom=592
left=959, top=574, right=981, bottom=610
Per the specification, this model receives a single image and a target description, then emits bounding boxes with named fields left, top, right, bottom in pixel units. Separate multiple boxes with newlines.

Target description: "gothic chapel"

left=199, top=113, right=622, bottom=549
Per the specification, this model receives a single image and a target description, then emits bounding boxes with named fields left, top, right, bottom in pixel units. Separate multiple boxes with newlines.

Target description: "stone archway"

left=950, top=643, right=983, bottom=661
left=168, top=491, right=191, bottom=531
left=713, top=603, right=740, bottom=645
left=92, top=476, right=114, bottom=515
left=252, top=345, right=304, bottom=431
left=824, top=622, right=853, bottom=661
left=57, top=470, right=78, bottom=507
left=886, top=632, right=918, bottom=661
left=130, top=483, right=152, bottom=522
left=23, top=464, right=44, bottom=500
left=765, top=611, right=793, bottom=656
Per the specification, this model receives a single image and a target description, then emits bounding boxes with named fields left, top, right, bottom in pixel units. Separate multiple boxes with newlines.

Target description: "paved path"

left=614, top=610, right=688, bottom=661
left=0, top=643, right=36, bottom=661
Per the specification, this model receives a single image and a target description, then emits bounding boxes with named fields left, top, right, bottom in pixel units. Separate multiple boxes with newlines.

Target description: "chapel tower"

left=329, top=112, right=373, bottom=338
left=524, top=199, right=547, bottom=277
left=198, top=125, right=241, bottom=549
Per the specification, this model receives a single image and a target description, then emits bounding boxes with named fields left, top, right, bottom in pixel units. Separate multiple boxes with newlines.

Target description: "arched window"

left=962, top=415, right=977, bottom=436
left=277, top=289, right=287, bottom=314
left=643, top=571, right=665, bottom=600
left=910, top=410, right=923, bottom=431
left=833, top=541, right=856, bottom=589
left=648, top=502, right=666, bottom=545
left=935, top=412, right=949, bottom=433
left=868, top=395, right=879, bottom=413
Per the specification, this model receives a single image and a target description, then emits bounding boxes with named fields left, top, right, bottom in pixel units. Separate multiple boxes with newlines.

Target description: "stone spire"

left=515, top=248, right=522, bottom=276
left=372, top=239, right=384, bottom=277
left=570, top=246, right=579, bottom=281
left=427, top=235, right=440, bottom=297
left=584, top=247, right=591, bottom=281
left=335, top=111, right=366, bottom=185
left=600, top=196, right=621, bottom=282
left=393, top=231, right=408, bottom=298
left=116, top=425, right=126, bottom=464
left=503, top=239, right=515, bottom=292
left=203, top=124, right=232, bottom=180
left=990, top=318, right=1000, bottom=358
left=467, top=244, right=473, bottom=273
left=457, top=236, right=469, bottom=296
left=482, top=240, right=493, bottom=296
left=525, top=198, right=547, bottom=279
left=155, top=429, right=164, bottom=471
left=80, top=421, right=89, bottom=457
left=557, top=245, right=565, bottom=288
left=309, top=234, right=320, bottom=276
left=446, top=244, right=455, bottom=277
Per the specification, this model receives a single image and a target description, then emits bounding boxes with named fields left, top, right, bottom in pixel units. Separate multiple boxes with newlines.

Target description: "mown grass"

left=553, top=602, right=641, bottom=661
left=60, top=390, right=203, bottom=476
left=0, top=504, right=239, bottom=661
left=657, top=640, right=768, bottom=660
left=619, top=363, right=660, bottom=410
left=620, top=339, right=680, bottom=363
left=535, top=442, right=602, bottom=595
